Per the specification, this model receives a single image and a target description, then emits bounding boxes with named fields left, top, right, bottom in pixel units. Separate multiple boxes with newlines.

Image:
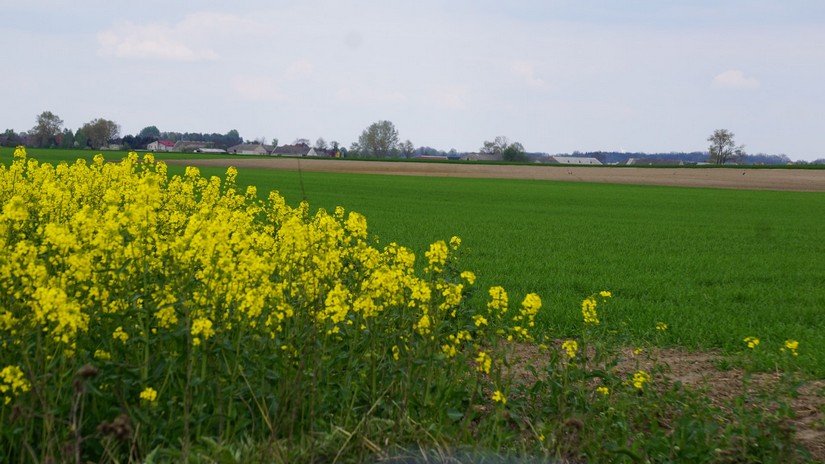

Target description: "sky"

left=2, top=0, right=824, bottom=160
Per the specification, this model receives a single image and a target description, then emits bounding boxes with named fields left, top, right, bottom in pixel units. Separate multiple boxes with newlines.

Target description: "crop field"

left=183, top=163, right=825, bottom=374
left=2, top=147, right=824, bottom=462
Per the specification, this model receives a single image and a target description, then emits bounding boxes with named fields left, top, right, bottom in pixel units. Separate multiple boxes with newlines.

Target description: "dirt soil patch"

left=166, top=158, right=825, bottom=192
left=508, top=344, right=825, bottom=460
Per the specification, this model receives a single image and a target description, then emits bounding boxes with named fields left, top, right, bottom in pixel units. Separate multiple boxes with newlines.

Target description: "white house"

left=147, top=140, right=175, bottom=152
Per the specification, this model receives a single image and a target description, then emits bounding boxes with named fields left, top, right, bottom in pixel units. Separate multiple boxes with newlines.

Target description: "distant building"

left=147, top=140, right=175, bottom=152
left=549, top=156, right=602, bottom=165
left=227, top=143, right=268, bottom=155
left=173, top=141, right=211, bottom=152
left=195, top=148, right=227, bottom=154
left=461, top=152, right=503, bottom=162
left=272, top=143, right=313, bottom=157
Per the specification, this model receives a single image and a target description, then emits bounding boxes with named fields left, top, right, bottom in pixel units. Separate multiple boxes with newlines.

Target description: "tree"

left=502, top=142, right=528, bottom=162
left=707, top=129, right=745, bottom=165
left=74, top=128, right=89, bottom=148
left=59, top=128, right=75, bottom=149
left=399, top=139, right=415, bottom=158
left=315, top=137, right=328, bottom=151
left=271, top=137, right=279, bottom=148
left=139, top=126, right=161, bottom=140
left=0, top=129, right=23, bottom=147
left=31, top=111, right=63, bottom=147
left=480, top=136, right=528, bottom=162
left=82, top=118, right=120, bottom=149
left=480, top=136, right=510, bottom=155
left=358, top=120, right=399, bottom=158
left=294, top=138, right=310, bottom=146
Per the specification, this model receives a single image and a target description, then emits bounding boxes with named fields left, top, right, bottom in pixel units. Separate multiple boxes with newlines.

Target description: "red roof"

left=159, top=140, right=175, bottom=147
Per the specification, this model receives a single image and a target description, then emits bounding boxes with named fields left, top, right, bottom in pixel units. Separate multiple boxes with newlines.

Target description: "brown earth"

left=166, top=157, right=825, bottom=192
left=508, top=344, right=825, bottom=461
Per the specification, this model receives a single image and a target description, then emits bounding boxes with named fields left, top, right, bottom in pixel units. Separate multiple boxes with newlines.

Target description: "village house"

left=147, top=140, right=175, bottom=152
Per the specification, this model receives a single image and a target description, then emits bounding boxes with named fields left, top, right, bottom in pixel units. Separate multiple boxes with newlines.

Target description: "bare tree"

left=708, top=129, right=745, bottom=165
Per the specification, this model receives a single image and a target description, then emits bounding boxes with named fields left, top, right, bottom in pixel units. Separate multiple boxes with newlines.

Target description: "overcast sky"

left=3, top=1, right=824, bottom=160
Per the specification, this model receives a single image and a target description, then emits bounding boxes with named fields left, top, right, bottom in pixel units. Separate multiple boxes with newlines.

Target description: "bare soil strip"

left=166, top=158, right=825, bottom=192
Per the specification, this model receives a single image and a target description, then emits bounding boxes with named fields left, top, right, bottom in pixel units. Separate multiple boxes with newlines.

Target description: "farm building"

left=173, top=141, right=211, bottom=152
left=227, top=143, right=268, bottom=155
left=461, top=152, right=503, bottom=162
left=549, top=156, right=602, bottom=165
left=147, top=140, right=175, bottom=152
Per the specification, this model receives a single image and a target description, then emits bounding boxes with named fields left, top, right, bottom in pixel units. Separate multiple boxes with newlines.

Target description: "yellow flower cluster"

left=140, top=386, right=158, bottom=402
left=631, top=370, right=651, bottom=390
left=743, top=336, right=759, bottom=349
left=782, top=339, right=799, bottom=357
left=1, top=365, right=31, bottom=405
left=2, top=148, right=545, bottom=420
left=581, top=297, right=599, bottom=325
left=491, top=390, right=506, bottom=405
left=475, top=351, right=492, bottom=374
left=561, top=340, right=578, bottom=359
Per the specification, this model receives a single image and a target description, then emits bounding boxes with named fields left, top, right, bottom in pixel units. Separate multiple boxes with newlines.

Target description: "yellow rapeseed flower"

left=631, top=370, right=651, bottom=390
left=782, top=339, right=799, bottom=356
left=656, top=322, right=668, bottom=331
left=112, top=327, right=129, bottom=344
left=561, top=340, right=578, bottom=359
left=743, top=336, right=759, bottom=349
left=1, top=365, right=31, bottom=405
left=581, top=297, right=599, bottom=325
left=475, top=351, right=492, bottom=375
left=596, top=386, right=610, bottom=396
left=140, top=387, right=158, bottom=402
left=460, top=271, right=476, bottom=285
left=491, top=390, right=506, bottom=405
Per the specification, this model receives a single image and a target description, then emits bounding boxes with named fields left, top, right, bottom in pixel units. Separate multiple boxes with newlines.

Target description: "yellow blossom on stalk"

left=225, top=166, right=238, bottom=183
left=94, top=349, right=112, bottom=361
left=781, top=339, right=799, bottom=357
left=475, top=351, right=492, bottom=374
left=1, top=365, right=31, bottom=405
left=561, top=340, right=578, bottom=358
left=581, top=297, right=599, bottom=325
left=743, top=336, right=760, bottom=349
left=472, top=314, right=488, bottom=327
left=140, top=387, right=158, bottom=403
left=191, top=317, right=215, bottom=347
left=424, top=240, right=449, bottom=273
left=392, top=345, right=400, bottom=361
left=112, top=327, right=129, bottom=344
left=460, top=271, right=476, bottom=285
left=596, top=386, right=610, bottom=396
left=631, top=370, right=651, bottom=390
left=487, top=286, right=508, bottom=314
left=656, top=322, right=668, bottom=332
left=599, top=290, right=612, bottom=298
left=491, top=390, right=506, bottom=405
left=414, top=314, right=431, bottom=335
left=449, top=236, right=462, bottom=250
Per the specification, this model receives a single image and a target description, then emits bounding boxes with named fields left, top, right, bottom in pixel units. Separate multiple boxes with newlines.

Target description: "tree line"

left=4, top=111, right=818, bottom=164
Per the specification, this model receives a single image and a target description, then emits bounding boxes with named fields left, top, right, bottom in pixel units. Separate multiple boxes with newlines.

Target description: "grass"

left=1, top=147, right=821, bottom=462
left=6, top=148, right=825, bottom=375
left=212, top=166, right=825, bottom=376
left=6, top=148, right=824, bottom=374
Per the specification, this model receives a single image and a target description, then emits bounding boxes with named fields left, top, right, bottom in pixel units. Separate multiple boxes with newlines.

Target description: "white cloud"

left=96, top=12, right=251, bottom=61
left=511, top=60, right=545, bottom=87
left=231, top=75, right=285, bottom=102
left=712, top=70, right=760, bottom=89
